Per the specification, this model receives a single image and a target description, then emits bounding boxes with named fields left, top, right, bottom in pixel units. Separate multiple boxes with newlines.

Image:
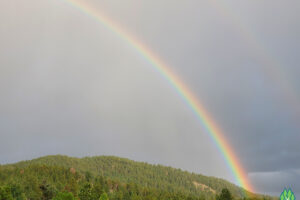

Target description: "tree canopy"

left=0, top=155, right=274, bottom=200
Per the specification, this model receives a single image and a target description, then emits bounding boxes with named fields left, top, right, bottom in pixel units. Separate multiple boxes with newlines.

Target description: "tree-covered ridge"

left=0, top=155, right=274, bottom=200
left=0, top=164, right=205, bottom=200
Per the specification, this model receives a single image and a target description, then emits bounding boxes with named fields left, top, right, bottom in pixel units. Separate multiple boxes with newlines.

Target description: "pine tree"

left=217, top=188, right=233, bottom=200
left=78, top=183, right=93, bottom=200
left=53, top=192, right=75, bottom=200
left=99, top=192, right=109, bottom=200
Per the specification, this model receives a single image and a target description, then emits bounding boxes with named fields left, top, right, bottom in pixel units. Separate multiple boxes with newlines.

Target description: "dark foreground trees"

left=216, top=188, right=233, bottom=200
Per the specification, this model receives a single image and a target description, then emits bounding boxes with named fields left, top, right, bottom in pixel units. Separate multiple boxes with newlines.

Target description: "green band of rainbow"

left=62, top=0, right=254, bottom=192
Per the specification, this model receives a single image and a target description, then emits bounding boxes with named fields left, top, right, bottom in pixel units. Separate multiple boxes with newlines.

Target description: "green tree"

left=78, top=183, right=93, bottom=200
left=10, top=184, right=26, bottom=200
left=0, top=186, right=13, bottom=200
left=85, top=171, right=92, bottom=182
left=66, top=177, right=78, bottom=197
left=53, top=192, right=75, bottom=200
left=99, top=192, right=109, bottom=200
left=24, top=175, right=42, bottom=200
left=40, top=182, right=56, bottom=200
left=91, top=182, right=103, bottom=200
left=217, top=188, right=233, bottom=200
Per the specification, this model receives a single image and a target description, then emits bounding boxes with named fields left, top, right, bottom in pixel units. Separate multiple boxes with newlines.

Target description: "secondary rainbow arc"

left=62, top=0, right=254, bottom=192
left=209, top=0, right=300, bottom=114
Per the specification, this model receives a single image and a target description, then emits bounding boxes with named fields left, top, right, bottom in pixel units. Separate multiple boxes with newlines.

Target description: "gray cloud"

left=249, top=169, right=300, bottom=198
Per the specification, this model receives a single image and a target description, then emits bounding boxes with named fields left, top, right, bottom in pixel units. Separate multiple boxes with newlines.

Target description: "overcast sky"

left=0, top=0, right=299, bottom=197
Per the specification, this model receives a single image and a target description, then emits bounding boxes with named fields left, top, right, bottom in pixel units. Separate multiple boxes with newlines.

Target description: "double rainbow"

left=62, top=0, right=254, bottom=192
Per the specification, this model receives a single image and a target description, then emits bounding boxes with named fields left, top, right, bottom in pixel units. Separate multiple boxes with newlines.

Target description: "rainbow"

left=62, top=0, right=254, bottom=192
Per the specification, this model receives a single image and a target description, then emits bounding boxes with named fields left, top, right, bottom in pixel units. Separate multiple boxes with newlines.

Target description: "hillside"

left=0, top=155, right=272, bottom=200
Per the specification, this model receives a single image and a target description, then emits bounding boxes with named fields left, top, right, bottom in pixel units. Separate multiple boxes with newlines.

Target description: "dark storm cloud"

left=249, top=169, right=300, bottom=197
left=0, top=0, right=299, bottom=196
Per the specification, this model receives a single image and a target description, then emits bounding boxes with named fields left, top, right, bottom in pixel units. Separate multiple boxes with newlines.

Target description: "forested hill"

left=0, top=155, right=271, bottom=200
